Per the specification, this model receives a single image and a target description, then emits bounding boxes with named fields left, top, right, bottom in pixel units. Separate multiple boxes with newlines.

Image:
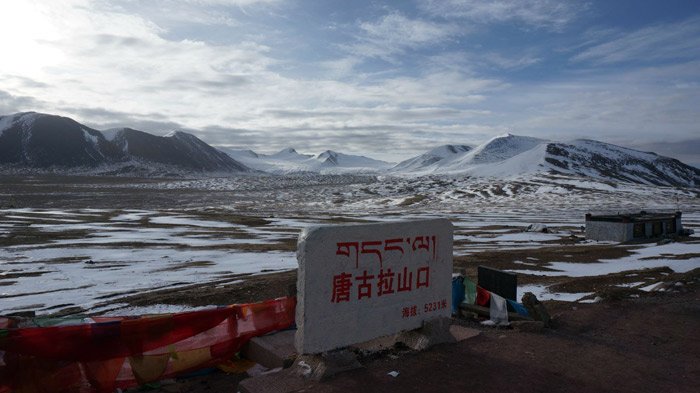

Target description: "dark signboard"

left=478, top=266, right=517, bottom=301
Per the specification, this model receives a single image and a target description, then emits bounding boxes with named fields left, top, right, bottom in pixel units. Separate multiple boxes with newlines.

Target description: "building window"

left=652, top=221, right=663, bottom=236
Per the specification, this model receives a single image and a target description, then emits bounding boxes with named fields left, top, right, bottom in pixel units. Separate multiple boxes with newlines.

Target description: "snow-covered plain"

left=1, top=173, right=699, bottom=315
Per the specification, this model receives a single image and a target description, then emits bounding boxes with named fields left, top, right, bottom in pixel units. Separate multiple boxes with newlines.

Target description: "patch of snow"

left=101, top=128, right=125, bottom=142
left=639, top=282, right=666, bottom=292
left=82, top=128, right=100, bottom=145
left=148, top=215, right=240, bottom=228
left=509, top=243, right=700, bottom=278
left=0, top=115, right=17, bottom=137
left=517, top=284, right=593, bottom=302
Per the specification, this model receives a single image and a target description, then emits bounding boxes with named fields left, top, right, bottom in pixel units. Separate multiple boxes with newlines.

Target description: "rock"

left=396, top=317, right=455, bottom=351
left=293, top=349, right=362, bottom=381
left=521, top=292, right=551, bottom=327
left=241, top=330, right=297, bottom=370
left=525, top=224, right=548, bottom=233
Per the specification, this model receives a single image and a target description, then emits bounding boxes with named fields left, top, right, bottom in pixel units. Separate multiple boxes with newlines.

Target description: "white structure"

left=295, top=219, right=453, bottom=354
left=585, top=211, right=683, bottom=242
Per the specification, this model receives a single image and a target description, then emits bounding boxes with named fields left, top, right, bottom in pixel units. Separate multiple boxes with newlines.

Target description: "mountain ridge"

left=0, top=112, right=250, bottom=174
left=1, top=112, right=698, bottom=187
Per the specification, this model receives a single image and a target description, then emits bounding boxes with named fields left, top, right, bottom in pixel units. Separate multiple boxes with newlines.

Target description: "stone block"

left=241, top=330, right=297, bottom=369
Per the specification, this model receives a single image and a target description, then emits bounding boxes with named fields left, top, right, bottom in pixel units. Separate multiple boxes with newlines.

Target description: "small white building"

left=585, top=211, right=683, bottom=242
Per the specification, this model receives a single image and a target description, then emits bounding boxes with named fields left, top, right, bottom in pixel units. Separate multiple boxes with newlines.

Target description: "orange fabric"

left=0, top=297, right=296, bottom=392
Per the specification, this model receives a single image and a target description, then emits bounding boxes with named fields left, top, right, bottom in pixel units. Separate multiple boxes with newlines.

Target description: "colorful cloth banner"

left=489, top=292, right=508, bottom=325
left=506, top=299, right=530, bottom=317
left=0, top=297, right=296, bottom=393
left=476, top=286, right=491, bottom=307
left=463, top=278, right=477, bottom=305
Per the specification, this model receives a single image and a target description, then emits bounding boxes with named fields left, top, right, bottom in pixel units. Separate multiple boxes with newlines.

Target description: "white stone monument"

left=295, top=219, right=453, bottom=354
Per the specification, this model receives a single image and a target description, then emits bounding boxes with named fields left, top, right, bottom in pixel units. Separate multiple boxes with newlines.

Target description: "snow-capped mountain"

left=109, top=128, right=249, bottom=172
left=222, top=147, right=394, bottom=174
left=391, top=144, right=472, bottom=173
left=544, top=139, right=699, bottom=187
left=0, top=112, right=250, bottom=173
left=1, top=112, right=698, bottom=187
left=0, top=112, right=124, bottom=168
left=392, top=134, right=700, bottom=187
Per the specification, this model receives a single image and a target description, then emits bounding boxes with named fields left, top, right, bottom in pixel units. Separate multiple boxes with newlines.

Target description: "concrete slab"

left=241, top=330, right=297, bottom=369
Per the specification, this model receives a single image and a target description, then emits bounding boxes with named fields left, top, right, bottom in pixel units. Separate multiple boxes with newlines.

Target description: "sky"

left=1, top=0, right=699, bottom=165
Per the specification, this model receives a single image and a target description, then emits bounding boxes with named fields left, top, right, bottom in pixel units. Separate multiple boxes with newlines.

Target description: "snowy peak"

left=427, top=144, right=472, bottom=158
left=267, top=147, right=311, bottom=160
left=391, top=144, right=472, bottom=173
left=222, top=147, right=394, bottom=174
left=316, top=150, right=339, bottom=165
left=392, top=134, right=699, bottom=187
left=467, top=134, right=547, bottom=165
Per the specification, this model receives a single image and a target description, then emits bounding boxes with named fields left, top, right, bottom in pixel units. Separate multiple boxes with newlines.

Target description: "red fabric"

left=476, top=286, right=491, bottom=307
left=0, top=297, right=296, bottom=393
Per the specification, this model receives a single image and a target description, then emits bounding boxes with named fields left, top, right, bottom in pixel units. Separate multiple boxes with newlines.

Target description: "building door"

left=666, top=220, right=676, bottom=234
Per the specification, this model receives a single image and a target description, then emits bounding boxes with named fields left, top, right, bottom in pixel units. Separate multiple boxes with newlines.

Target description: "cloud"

left=1, top=0, right=698, bottom=163
left=572, top=16, right=700, bottom=65
left=631, top=139, right=700, bottom=168
left=488, top=61, right=700, bottom=147
left=345, top=12, right=461, bottom=61
left=0, top=90, right=43, bottom=115
left=419, top=0, right=585, bottom=30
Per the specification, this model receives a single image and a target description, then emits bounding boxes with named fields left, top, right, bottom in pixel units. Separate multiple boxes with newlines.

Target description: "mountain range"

left=0, top=112, right=248, bottom=174
left=221, top=147, right=394, bottom=174
left=1, top=112, right=698, bottom=188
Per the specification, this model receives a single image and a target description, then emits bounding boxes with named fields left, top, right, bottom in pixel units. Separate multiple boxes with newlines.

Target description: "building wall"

left=585, top=221, right=633, bottom=242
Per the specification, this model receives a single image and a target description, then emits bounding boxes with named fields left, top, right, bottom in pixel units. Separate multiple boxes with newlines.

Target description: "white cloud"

left=346, top=12, right=461, bottom=61
left=1, top=1, right=698, bottom=162
left=572, top=16, right=700, bottom=65
left=491, top=61, right=700, bottom=146
left=420, top=0, right=585, bottom=30
left=181, top=0, right=280, bottom=4
left=360, top=12, right=458, bottom=46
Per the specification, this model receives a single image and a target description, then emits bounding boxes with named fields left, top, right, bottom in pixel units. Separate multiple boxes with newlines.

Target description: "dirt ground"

left=130, top=270, right=700, bottom=393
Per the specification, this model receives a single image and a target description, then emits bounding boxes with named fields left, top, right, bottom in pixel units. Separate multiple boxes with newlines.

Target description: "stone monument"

left=295, top=219, right=453, bottom=354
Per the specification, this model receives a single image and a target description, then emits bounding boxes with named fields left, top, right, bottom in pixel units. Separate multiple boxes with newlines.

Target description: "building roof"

left=586, top=211, right=681, bottom=223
